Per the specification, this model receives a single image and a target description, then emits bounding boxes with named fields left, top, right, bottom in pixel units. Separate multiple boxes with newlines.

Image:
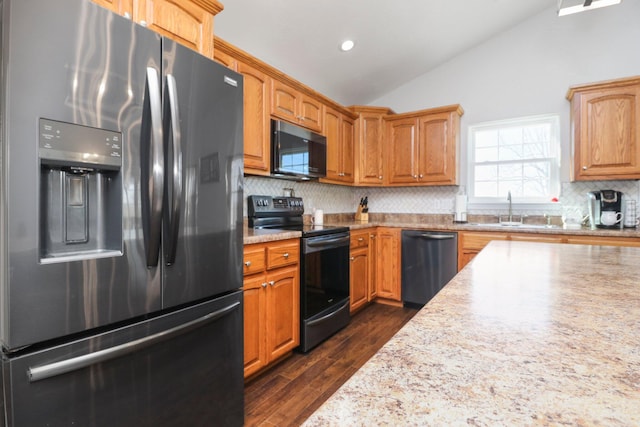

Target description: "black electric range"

left=247, top=195, right=351, bottom=352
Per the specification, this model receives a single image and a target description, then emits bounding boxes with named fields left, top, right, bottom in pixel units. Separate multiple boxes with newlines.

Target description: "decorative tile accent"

left=243, top=176, right=640, bottom=219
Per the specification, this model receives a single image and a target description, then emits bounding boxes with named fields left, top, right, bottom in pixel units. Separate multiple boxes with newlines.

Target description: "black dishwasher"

left=401, top=230, right=458, bottom=308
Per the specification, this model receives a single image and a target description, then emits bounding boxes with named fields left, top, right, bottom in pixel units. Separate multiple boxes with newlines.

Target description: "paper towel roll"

left=454, top=195, right=467, bottom=222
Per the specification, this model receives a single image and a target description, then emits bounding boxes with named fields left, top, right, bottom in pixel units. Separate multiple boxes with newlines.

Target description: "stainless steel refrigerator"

left=0, top=0, right=244, bottom=425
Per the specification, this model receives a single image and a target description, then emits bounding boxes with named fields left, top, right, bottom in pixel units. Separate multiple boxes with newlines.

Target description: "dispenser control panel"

left=38, top=118, right=122, bottom=170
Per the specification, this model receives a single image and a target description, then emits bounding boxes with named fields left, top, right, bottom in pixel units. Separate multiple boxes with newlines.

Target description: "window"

left=468, top=114, right=560, bottom=205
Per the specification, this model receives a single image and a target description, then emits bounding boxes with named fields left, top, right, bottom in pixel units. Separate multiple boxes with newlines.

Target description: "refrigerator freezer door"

left=1, top=0, right=162, bottom=350
left=3, top=291, right=244, bottom=426
left=161, top=39, right=244, bottom=307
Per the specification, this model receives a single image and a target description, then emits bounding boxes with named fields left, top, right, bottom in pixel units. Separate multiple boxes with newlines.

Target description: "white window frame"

left=467, top=114, right=561, bottom=209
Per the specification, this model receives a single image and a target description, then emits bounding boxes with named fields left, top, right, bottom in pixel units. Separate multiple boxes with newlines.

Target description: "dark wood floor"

left=244, top=303, right=419, bottom=427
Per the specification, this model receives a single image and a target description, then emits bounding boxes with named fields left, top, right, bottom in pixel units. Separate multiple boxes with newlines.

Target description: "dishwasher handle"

left=404, top=231, right=457, bottom=240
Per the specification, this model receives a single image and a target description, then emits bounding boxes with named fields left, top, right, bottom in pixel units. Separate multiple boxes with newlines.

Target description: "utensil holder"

left=355, top=206, right=368, bottom=223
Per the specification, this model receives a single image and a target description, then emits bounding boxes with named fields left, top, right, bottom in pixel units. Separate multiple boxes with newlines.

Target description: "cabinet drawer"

left=243, top=246, right=266, bottom=276
left=266, top=241, right=300, bottom=269
left=460, top=232, right=508, bottom=250
left=350, top=231, right=370, bottom=249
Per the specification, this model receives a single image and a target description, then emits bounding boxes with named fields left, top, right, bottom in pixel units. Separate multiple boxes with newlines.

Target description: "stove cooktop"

left=247, top=195, right=348, bottom=237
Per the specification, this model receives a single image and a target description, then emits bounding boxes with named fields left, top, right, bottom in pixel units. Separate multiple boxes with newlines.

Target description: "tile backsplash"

left=244, top=176, right=640, bottom=218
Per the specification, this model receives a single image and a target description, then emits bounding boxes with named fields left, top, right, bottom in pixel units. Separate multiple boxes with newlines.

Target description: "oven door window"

left=302, top=244, right=349, bottom=317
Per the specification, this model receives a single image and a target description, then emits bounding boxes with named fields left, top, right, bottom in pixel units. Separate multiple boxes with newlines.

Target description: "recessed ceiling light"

left=558, top=0, right=622, bottom=16
left=340, top=40, right=355, bottom=52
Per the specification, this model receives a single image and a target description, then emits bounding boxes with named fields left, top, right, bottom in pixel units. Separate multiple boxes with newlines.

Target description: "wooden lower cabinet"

left=564, top=235, right=640, bottom=247
left=349, top=229, right=374, bottom=313
left=375, top=227, right=402, bottom=302
left=457, top=232, right=509, bottom=271
left=458, top=230, right=640, bottom=270
left=243, top=239, right=300, bottom=378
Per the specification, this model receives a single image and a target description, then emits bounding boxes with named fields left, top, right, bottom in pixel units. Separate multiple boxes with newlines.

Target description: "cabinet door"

left=92, top=0, right=133, bottom=15
left=375, top=228, right=401, bottom=301
left=573, top=84, right=640, bottom=180
left=323, top=108, right=342, bottom=181
left=341, top=116, right=355, bottom=182
left=243, top=274, right=267, bottom=378
left=417, top=112, right=457, bottom=184
left=271, top=79, right=298, bottom=124
left=213, top=49, right=237, bottom=71
left=135, top=0, right=216, bottom=57
left=386, top=117, right=418, bottom=184
left=357, top=113, right=385, bottom=185
left=350, top=246, right=369, bottom=313
left=368, top=231, right=378, bottom=301
left=266, top=266, right=300, bottom=361
left=239, top=62, right=271, bottom=175
left=299, top=94, right=323, bottom=132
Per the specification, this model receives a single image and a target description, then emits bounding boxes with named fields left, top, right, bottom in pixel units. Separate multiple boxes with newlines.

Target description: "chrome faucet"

left=507, top=190, right=513, bottom=223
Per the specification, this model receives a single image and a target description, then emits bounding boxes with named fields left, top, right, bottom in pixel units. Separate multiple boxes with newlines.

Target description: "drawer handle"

left=358, top=237, right=364, bottom=242
left=283, top=252, right=289, bottom=259
left=244, top=261, right=251, bottom=267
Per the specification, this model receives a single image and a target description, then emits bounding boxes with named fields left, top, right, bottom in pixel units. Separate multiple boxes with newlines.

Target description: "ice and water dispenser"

left=39, top=118, right=123, bottom=262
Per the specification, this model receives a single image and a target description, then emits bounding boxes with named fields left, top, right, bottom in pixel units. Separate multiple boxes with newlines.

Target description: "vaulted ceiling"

left=215, top=0, right=557, bottom=105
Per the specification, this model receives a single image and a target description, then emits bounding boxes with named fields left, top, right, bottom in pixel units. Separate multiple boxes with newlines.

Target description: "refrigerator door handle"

left=163, top=74, right=182, bottom=265
left=27, top=301, right=241, bottom=383
left=141, top=66, right=164, bottom=267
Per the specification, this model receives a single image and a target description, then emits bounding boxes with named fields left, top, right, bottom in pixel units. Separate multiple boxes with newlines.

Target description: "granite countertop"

left=302, top=240, right=640, bottom=426
left=243, top=214, right=640, bottom=244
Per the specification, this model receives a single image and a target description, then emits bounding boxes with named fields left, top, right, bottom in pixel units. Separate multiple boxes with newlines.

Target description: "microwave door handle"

left=141, top=67, right=164, bottom=267
left=163, top=74, right=182, bottom=266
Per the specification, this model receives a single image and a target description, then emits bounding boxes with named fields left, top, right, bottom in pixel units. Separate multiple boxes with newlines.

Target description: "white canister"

left=313, top=209, right=324, bottom=226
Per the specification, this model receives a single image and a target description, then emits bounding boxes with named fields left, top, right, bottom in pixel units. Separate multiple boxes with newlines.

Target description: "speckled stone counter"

left=243, top=214, right=640, bottom=245
left=302, top=241, right=640, bottom=426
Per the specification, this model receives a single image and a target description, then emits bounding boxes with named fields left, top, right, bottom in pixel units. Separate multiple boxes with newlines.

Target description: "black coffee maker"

left=587, top=190, right=624, bottom=229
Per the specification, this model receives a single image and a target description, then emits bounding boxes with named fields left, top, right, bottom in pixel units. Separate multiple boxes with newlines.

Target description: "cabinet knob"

left=378, top=176, right=383, bottom=180
left=419, top=174, right=424, bottom=178
left=269, top=281, right=275, bottom=286
left=283, top=252, right=289, bottom=259
left=370, top=235, right=375, bottom=239
left=244, top=261, right=251, bottom=267
left=350, top=256, right=355, bottom=261
left=413, top=175, right=418, bottom=179
left=582, top=166, right=588, bottom=170
left=261, top=282, right=267, bottom=288
left=358, top=237, right=364, bottom=242
left=123, top=12, right=132, bottom=19
left=139, top=20, right=148, bottom=27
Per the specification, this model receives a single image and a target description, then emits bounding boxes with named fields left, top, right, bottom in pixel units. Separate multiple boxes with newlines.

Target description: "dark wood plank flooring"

left=244, top=303, right=419, bottom=427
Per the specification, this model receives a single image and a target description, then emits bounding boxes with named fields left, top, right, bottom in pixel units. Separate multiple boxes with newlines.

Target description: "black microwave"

left=271, top=119, right=326, bottom=179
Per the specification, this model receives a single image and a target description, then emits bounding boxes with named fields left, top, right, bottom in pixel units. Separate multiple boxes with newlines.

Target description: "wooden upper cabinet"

left=92, top=0, right=133, bottom=16
left=321, top=107, right=354, bottom=184
left=417, top=111, right=458, bottom=184
left=567, top=76, right=640, bottom=181
left=213, top=48, right=237, bottom=71
left=385, top=105, right=462, bottom=186
left=134, top=0, right=223, bottom=58
left=386, top=117, right=418, bottom=184
left=271, top=79, right=323, bottom=132
left=351, top=106, right=393, bottom=186
left=238, top=62, right=271, bottom=175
